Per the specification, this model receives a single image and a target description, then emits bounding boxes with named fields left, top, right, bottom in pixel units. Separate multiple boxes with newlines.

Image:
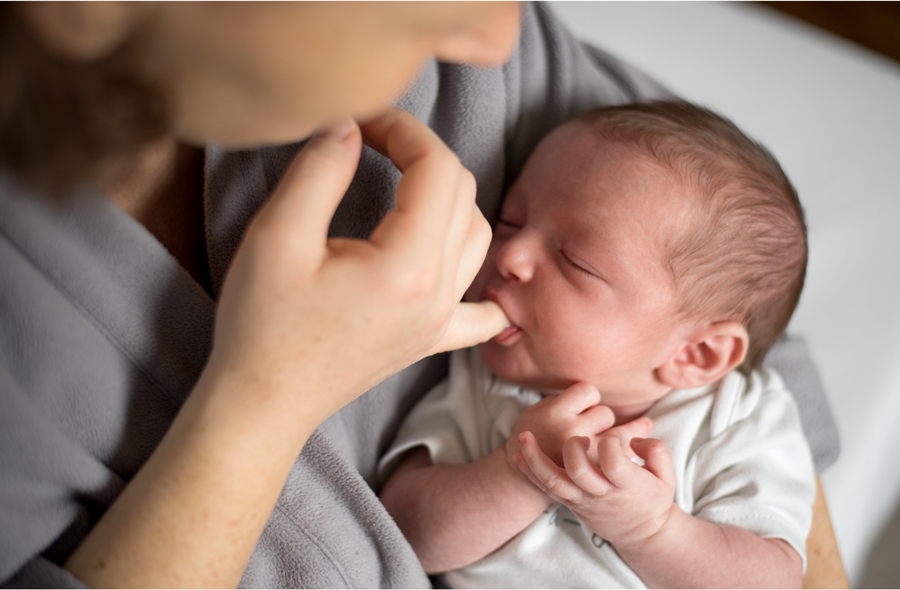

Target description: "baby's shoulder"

left=709, top=367, right=798, bottom=437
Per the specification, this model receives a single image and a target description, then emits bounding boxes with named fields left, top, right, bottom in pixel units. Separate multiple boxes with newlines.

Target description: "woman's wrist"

left=199, top=334, right=376, bottom=447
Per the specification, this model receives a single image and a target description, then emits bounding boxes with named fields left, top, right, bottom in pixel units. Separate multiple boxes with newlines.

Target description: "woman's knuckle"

left=246, top=219, right=294, bottom=260
left=459, top=168, right=477, bottom=195
left=430, top=149, right=461, bottom=177
left=472, top=211, right=492, bottom=245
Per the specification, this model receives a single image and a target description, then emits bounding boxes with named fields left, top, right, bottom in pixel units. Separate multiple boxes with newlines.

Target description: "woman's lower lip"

left=492, top=324, right=521, bottom=344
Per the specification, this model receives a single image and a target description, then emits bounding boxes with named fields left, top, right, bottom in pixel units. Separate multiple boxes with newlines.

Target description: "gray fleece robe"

left=0, top=3, right=838, bottom=588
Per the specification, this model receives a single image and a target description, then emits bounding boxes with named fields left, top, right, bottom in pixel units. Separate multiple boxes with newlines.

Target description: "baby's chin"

left=478, top=342, right=567, bottom=394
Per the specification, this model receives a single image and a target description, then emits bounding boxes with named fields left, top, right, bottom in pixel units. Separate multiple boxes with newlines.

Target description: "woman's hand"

left=211, top=107, right=508, bottom=426
left=64, top=107, right=507, bottom=588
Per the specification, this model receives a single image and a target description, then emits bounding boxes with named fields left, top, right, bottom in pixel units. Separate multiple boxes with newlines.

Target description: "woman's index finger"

left=359, top=108, right=445, bottom=170
left=361, top=109, right=468, bottom=252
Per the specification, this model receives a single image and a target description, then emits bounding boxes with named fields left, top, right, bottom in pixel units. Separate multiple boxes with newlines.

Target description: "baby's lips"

left=491, top=322, right=522, bottom=345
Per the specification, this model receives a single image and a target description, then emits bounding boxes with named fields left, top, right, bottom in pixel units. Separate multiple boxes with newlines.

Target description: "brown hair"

left=577, top=101, right=807, bottom=373
left=0, top=4, right=169, bottom=192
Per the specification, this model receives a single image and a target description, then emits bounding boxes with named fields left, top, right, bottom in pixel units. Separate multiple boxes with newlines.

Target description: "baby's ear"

left=657, top=322, right=748, bottom=389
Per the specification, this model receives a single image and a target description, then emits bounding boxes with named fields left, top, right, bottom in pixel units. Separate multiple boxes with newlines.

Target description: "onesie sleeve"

left=377, top=350, right=487, bottom=479
left=688, top=370, right=817, bottom=570
left=377, top=349, right=536, bottom=480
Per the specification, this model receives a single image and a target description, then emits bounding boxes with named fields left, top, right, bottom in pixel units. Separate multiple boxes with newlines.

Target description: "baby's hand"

left=505, top=382, right=615, bottom=468
left=515, top=428, right=676, bottom=548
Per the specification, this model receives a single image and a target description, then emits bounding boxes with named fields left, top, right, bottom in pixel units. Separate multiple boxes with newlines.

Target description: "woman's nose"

left=496, top=233, right=535, bottom=283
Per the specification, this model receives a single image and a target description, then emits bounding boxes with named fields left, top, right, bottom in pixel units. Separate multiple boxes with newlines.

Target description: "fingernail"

left=316, top=118, right=355, bottom=141
left=519, top=433, right=526, bottom=444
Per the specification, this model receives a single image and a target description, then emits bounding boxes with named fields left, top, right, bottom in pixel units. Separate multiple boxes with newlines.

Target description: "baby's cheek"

left=532, top=334, right=582, bottom=381
left=544, top=314, right=587, bottom=354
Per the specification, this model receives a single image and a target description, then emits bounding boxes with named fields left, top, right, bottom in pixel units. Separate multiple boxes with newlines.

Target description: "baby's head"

left=469, top=101, right=806, bottom=418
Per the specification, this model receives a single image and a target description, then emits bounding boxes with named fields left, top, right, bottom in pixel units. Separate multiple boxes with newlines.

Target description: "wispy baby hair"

left=577, top=100, right=807, bottom=373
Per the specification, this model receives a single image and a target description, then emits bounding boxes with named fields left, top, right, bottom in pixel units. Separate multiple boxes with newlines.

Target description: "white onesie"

left=379, top=347, right=816, bottom=589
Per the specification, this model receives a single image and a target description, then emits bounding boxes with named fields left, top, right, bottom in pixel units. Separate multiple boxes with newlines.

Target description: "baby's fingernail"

left=519, top=433, right=526, bottom=444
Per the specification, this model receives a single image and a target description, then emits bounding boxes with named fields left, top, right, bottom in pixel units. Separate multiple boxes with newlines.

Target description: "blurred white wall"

left=549, top=2, right=900, bottom=584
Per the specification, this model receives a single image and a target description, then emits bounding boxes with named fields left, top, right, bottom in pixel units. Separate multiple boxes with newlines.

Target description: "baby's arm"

left=380, top=381, right=649, bottom=573
left=516, top=432, right=803, bottom=588
left=380, top=445, right=550, bottom=573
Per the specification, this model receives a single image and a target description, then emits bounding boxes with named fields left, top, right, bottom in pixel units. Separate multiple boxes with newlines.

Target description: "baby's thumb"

left=254, top=118, right=362, bottom=255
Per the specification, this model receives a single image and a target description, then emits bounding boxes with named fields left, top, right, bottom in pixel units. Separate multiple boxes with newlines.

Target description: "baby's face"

left=469, top=122, right=693, bottom=416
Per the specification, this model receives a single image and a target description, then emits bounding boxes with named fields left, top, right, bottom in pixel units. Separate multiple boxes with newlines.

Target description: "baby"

left=379, top=101, right=816, bottom=588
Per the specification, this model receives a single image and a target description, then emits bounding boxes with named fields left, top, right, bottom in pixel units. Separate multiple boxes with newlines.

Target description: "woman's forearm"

left=380, top=446, right=551, bottom=574
left=64, top=366, right=329, bottom=588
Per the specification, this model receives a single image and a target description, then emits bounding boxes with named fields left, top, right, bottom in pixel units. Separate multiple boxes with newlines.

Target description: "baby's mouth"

left=492, top=323, right=522, bottom=345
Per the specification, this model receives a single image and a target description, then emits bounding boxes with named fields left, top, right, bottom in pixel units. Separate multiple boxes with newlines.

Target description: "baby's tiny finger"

left=631, top=437, right=677, bottom=489
left=518, top=432, right=582, bottom=503
left=607, top=416, right=652, bottom=458
left=562, top=437, right=611, bottom=497
left=580, top=404, right=615, bottom=436
left=596, top=435, right=638, bottom=489
left=513, top=452, right=545, bottom=489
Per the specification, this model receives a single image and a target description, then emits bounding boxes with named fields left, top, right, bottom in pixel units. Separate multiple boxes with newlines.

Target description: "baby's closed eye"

left=560, top=249, right=603, bottom=280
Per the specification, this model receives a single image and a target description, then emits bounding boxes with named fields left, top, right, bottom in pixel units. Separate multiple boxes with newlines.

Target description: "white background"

left=550, top=2, right=900, bottom=584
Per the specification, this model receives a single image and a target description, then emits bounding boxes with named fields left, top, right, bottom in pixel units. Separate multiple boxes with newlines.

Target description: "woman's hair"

left=0, top=4, right=170, bottom=192
left=577, top=101, right=807, bottom=373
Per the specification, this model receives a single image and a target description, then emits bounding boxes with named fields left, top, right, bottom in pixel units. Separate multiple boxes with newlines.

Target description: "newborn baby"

left=379, top=101, right=815, bottom=589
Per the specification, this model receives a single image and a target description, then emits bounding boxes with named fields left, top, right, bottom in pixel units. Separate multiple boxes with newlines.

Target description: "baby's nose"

left=496, top=234, right=536, bottom=283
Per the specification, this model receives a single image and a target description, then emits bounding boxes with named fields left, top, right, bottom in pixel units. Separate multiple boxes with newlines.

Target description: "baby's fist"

left=506, top=382, right=614, bottom=467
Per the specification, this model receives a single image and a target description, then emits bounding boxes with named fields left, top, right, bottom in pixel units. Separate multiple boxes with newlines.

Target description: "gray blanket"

left=0, top=3, right=838, bottom=588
